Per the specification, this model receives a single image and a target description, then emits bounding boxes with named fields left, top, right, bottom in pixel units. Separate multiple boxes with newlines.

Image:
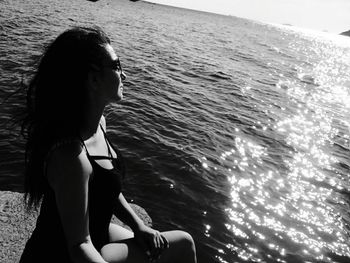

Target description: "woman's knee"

left=175, top=231, right=196, bottom=263
left=164, top=230, right=196, bottom=260
left=178, top=231, right=195, bottom=252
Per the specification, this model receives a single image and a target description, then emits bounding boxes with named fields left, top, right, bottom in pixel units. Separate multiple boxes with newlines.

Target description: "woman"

left=20, top=26, right=197, bottom=263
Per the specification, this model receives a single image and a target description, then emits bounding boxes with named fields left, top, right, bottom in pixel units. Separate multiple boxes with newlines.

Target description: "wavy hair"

left=22, top=26, right=111, bottom=209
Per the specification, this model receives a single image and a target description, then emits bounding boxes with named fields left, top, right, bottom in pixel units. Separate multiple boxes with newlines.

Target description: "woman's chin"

left=113, top=89, right=123, bottom=101
left=107, top=94, right=123, bottom=104
left=117, top=88, right=123, bottom=100
left=116, top=93, right=123, bottom=102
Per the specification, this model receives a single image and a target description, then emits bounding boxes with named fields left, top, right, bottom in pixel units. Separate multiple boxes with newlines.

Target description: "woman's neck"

left=80, top=99, right=106, bottom=141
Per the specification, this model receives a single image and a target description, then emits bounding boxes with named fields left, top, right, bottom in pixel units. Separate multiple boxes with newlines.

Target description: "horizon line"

left=142, top=0, right=348, bottom=35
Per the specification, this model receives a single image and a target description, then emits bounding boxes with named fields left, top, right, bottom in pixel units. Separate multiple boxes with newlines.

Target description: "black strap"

left=88, top=155, right=115, bottom=160
left=99, top=124, right=121, bottom=160
left=100, top=124, right=114, bottom=159
left=81, top=124, right=117, bottom=161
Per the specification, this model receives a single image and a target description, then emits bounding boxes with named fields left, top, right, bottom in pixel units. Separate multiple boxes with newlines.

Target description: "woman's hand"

left=134, top=225, right=169, bottom=262
left=112, top=193, right=168, bottom=261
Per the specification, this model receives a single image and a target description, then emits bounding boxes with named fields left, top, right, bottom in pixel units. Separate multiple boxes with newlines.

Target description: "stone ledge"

left=0, top=191, right=151, bottom=263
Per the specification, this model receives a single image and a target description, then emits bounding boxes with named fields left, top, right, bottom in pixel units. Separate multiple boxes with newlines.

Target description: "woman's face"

left=97, top=44, right=126, bottom=103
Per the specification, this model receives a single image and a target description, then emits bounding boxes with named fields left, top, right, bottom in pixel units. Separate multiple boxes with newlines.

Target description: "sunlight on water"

left=271, top=38, right=349, bottom=261
left=274, top=45, right=350, bottom=260
left=198, top=35, right=350, bottom=262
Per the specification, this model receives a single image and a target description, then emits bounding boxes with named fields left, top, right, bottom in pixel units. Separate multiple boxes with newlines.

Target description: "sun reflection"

left=204, top=224, right=211, bottom=237
left=200, top=33, right=350, bottom=262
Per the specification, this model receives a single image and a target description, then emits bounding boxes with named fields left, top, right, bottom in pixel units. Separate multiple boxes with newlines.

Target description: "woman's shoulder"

left=51, top=139, right=84, bottom=156
left=46, top=138, right=86, bottom=165
left=45, top=138, right=93, bottom=188
left=100, top=115, right=106, bottom=130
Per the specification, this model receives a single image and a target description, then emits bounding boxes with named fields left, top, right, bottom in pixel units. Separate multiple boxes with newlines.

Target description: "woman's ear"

left=87, top=69, right=100, bottom=91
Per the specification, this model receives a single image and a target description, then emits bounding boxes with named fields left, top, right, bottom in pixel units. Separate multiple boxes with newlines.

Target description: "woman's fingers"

left=150, top=232, right=161, bottom=258
left=161, top=234, right=169, bottom=249
left=148, top=231, right=170, bottom=260
left=135, top=227, right=170, bottom=261
left=155, top=231, right=162, bottom=248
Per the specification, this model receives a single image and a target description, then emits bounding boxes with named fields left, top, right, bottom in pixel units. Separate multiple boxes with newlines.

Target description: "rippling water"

left=1, top=0, right=350, bottom=262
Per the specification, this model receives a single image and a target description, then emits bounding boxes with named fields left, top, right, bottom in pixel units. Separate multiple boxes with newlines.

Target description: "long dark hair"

left=22, top=26, right=111, bottom=209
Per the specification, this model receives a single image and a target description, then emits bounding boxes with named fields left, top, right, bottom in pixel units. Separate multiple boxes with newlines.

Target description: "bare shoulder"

left=45, top=140, right=95, bottom=250
left=46, top=139, right=92, bottom=189
left=100, top=115, right=106, bottom=130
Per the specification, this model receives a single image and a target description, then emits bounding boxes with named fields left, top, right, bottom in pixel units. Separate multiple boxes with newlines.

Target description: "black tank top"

left=20, top=127, right=123, bottom=263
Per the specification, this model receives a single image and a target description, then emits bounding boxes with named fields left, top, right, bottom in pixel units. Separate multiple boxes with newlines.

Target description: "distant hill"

left=340, top=30, right=350, bottom=37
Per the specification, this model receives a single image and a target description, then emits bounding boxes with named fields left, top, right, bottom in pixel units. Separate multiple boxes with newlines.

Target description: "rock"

left=340, top=30, right=350, bottom=37
left=0, top=191, right=152, bottom=263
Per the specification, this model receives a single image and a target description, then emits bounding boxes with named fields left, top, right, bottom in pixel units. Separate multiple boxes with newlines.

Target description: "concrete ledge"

left=0, top=191, right=152, bottom=263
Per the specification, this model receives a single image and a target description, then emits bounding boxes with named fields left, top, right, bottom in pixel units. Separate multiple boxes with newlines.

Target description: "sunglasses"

left=105, top=58, right=123, bottom=73
left=102, top=58, right=126, bottom=80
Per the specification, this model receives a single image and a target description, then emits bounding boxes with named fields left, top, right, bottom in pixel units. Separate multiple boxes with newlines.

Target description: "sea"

left=1, top=0, right=350, bottom=262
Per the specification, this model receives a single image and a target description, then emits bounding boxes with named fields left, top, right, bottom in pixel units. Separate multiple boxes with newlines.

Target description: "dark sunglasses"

left=106, top=58, right=123, bottom=72
left=92, top=58, right=126, bottom=80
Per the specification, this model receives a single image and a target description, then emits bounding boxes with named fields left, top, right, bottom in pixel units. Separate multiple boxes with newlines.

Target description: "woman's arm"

left=47, top=141, right=108, bottom=263
left=101, top=115, right=143, bottom=229
left=113, top=193, right=147, bottom=232
left=113, top=193, right=169, bottom=260
left=103, top=114, right=168, bottom=258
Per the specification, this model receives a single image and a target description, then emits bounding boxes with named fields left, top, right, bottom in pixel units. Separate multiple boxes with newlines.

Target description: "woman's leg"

left=101, top=223, right=147, bottom=262
left=158, top=230, right=197, bottom=263
left=100, top=223, right=197, bottom=263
